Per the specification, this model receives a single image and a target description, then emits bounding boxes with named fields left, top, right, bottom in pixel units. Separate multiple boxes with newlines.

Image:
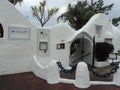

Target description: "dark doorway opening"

left=95, top=42, right=114, bottom=62
left=0, top=23, right=4, bottom=38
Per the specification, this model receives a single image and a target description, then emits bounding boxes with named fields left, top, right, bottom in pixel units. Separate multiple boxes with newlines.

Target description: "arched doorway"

left=69, top=34, right=92, bottom=66
left=0, top=23, right=4, bottom=38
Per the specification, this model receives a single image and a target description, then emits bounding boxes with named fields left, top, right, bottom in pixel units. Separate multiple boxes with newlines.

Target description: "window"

left=39, top=42, right=48, bottom=52
left=57, top=43, right=65, bottom=49
left=0, top=23, right=4, bottom=38
left=70, top=39, right=81, bottom=55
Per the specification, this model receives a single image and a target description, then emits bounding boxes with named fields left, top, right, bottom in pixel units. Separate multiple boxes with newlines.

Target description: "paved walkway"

left=0, top=72, right=120, bottom=90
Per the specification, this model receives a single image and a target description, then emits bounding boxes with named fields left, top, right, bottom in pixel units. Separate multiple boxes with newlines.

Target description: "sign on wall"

left=8, top=26, right=31, bottom=40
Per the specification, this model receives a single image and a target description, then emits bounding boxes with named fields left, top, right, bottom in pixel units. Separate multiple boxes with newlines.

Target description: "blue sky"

left=15, top=0, right=120, bottom=27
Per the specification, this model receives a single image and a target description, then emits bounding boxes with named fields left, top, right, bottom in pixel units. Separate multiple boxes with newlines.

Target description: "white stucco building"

left=0, top=0, right=120, bottom=88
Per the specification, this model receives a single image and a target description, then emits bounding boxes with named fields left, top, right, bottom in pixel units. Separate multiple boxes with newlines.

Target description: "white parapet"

left=46, top=60, right=60, bottom=84
left=33, top=56, right=60, bottom=84
left=90, top=81, right=114, bottom=85
left=32, top=55, right=47, bottom=80
left=74, top=62, right=90, bottom=88
left=32, top=56, right=120, bottom=88
left=94, top=60, right=110, bottom=67
left=113, top=64, right=120, bottom=86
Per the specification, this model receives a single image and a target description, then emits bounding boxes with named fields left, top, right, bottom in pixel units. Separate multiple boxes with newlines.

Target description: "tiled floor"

left=0, top=72, right=120, bottom=90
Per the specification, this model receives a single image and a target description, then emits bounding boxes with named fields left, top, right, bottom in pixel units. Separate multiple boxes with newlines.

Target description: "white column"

left=74, top=62, right=90, bottom=88
left=47, top=60, right=60, bottom=84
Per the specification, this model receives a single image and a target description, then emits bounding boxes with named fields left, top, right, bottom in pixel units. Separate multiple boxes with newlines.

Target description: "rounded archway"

left=69, top=34, right=92, bottom=66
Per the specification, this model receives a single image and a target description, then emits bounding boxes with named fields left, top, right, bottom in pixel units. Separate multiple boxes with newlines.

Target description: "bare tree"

left=31, top=0, right=59, bottom=27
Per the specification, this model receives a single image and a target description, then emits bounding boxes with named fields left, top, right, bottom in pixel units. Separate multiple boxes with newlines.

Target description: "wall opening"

left=0, top=23, right=4, bottom=38
left=69, top=35, right=92, bottom=67
left=69, top=38, right=83, bottom=67
left=95, top=42, right=114, bottom=61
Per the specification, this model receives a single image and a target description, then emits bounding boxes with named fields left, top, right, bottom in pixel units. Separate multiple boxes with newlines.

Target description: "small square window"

left=57, top=43, right=65, bottom=49
left=39, top=42, right=48, bottom=51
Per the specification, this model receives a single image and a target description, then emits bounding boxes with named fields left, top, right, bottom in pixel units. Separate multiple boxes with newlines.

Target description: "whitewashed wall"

left=0, top=0, right=37, bottom=75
